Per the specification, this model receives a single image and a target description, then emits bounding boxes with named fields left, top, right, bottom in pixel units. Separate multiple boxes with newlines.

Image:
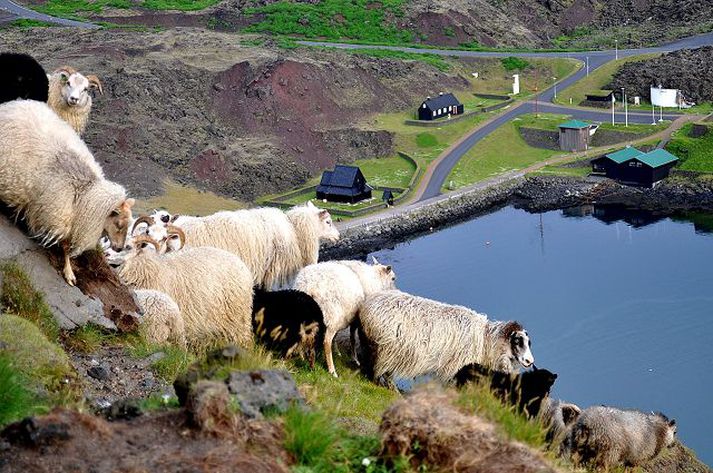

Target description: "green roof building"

left=592, top=147, right=679, bottom=187
left=558, top=120, right=592, bottom=152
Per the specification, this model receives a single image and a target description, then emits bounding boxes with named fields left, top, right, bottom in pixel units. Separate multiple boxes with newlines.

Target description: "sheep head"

left=371, top=256, right=397, bottom=289
left=163, top=225, right=186, bottom=253
left=307, top=201, right=340, bottom=242
left=502, top=322, right=534, bottom=369
left=150, top=209, right=173, bottom=226
left=104, top=198, right=135, bottom=252
left=52, top=66, right=101, bottom=108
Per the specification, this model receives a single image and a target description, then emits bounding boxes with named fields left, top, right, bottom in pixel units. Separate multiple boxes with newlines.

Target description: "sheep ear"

left=121, top=198, right=135, bottom=211
left=385, top=265, right=392, bottom=272
left=86, top=74, right=103, bottom=95
left=306, top=201, right=315, bottom=209
left=669, top=419, right=676, bottom=427
left=318, top=209, right=329, bottom=219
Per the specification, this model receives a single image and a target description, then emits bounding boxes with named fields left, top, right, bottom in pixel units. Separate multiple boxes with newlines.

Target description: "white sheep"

left=0, top=99, right=134, bottom=285
left=173, top=201, right=339, bottom=289
left=47, top=66, right=102, bottom=135
left=134, top=289, right=186, bottom=348
left=357, top=290, right=534, bottom=387
left=293, top=257, right=396, bottom=377
left=112, top=236, right=253, bottom=352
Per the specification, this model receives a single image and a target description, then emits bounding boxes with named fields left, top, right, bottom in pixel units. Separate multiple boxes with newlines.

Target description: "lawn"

left=445, top=120, right=561, bottom=190
left=29, top=0, right=220, bottom=19
left=282, top=188, right=392, bottom=212
left=665, top=123, right=713, bottom=173
left=515, top=112, right=669, bottom=136
left=136, top=179, right=246, bottom=216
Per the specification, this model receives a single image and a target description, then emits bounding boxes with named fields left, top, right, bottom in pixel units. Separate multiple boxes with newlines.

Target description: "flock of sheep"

left=0, top=52, right=680, bottom=471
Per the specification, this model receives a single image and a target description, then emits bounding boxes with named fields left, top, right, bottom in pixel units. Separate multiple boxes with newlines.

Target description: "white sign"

left=512, top=74, right=520, bottom=95
left=650, top=86, right=679, bottom=107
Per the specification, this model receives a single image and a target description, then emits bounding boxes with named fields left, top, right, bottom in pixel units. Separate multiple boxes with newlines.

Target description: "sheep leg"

left=324, top=326, right=339, bottom=378
left=349, top=323, right=360, bottom=367
left=61, top=241, right=76, bottom=286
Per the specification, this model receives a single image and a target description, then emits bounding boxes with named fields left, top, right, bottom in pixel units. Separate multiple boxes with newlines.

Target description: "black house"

left=316, top=165, right=372, bottom=204
left=418, top=93, right=464, bottom=121
left=591, top=147, right=678, bottom=187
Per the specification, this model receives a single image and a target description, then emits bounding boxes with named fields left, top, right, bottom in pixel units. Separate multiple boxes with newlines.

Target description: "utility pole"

left=621, top=87, right=628, bottom=127
left=611, top=94, right=615, bottom=125
left=615, top=39, right=618, bottom=60
left=586, top=56, right=589, bottom=76
left=553, top=77, right=557, bottom=100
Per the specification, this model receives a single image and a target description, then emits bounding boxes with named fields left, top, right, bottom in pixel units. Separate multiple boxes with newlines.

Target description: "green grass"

left=531, top=164, right=591, bottom=178
left=501, top=56, right=530, bottom=71
left=345, top=48, right=451, bottom=72
left=63, top=324, right=108, bottom=353
left=284, top=406, right=339, bottom=467
left=0, top=352, right=41, bottom=426
left=416, top=132, right=438, bottom=148
left=244, top=0, right=413, bottom=44
left=665, top=123, right=713, bottom=173
left=128, top=338, right=195, bottom=382
left=30, top=0, right=219, bottom=18
left=141, top=0, right=220, bottom=10
left=0, top=314, right=79, bottom=407
left=554, top=53, right=658, bottom=107
left=1, top=263, right=60, bottom=342
left=445, top=118, right=561, bottom=190
left=6, top=18, right=55, bottom=28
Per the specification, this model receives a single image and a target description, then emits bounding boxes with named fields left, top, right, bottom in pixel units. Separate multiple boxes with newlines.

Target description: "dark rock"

left=87, top=365, right=112, bottom=381
left=0, top=417, right=70, bottom=447
left=227, top=370, right=304, bottom=418
left=186, top=380, right=238, bottom=434
left=100, top=398, right=143, bottom=421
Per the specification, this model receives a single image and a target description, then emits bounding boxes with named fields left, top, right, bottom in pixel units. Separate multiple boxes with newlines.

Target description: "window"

left=422, top=103, right=426, bottom=108
left=629, top=162, right=636, bottom=167
left=432, top=111, right=436, bottom=117
left=636, top=162, right=642, bottom=167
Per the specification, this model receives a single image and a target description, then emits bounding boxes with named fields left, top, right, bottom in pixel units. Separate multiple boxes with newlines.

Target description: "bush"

left=501, top=56, right=530, bottom=71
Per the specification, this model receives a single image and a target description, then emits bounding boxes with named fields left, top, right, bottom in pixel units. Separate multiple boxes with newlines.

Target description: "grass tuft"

left=284, top=406, right=339, bottom=467
left=0, top=353, right=40, bottom=426
left=1, top=263, right=60, bottom=342
left=62, top=324, right=108, bottom=353
left=127, top=338, right=195, bottom=382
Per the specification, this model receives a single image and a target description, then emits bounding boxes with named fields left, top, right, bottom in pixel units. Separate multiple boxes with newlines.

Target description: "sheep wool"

left=117, top=243, right=253, bottom=352
left=564, top=406, right=676, bottom=469
left=293, top=259, right=396, bottom=377
left=134, top=289, right=186, bottom=348
left=174, top=203, right=338, bottom=289
left=358, top=290, right=532, bottom=384
left=0, top=100, right=130, bottom=274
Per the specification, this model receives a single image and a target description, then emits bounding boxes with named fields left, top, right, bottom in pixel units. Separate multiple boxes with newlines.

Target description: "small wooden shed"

left=558, top=119, right=591, bottom=152
left=591, top=147, right=678, bottom=187
left=316, top=165, right=372, bottom=204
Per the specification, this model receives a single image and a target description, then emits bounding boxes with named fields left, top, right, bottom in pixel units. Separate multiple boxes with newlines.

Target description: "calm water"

left=369, top=206, right=713, bottom=465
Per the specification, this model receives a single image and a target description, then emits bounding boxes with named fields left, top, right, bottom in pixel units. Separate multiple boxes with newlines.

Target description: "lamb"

left=539, top=398, right=581, bottom=445
left=47, top=66, right=102, bottom=135
left=133, top=289, right=186, bottom=348
left=252, top=288, right=325, bottom=367
left=112, top=236, right=253, bottom=351
left=173, top=201, right=339, bottom=289
left=0, top=99, right=134, bottom=285
left=293, top=257, right=396, bottom=377
left=454, top=363, right=557, bottom=418
left=0, top=52, right=48, bottom=103
left=357, top=290, right=534, bottom=387
left=564, top=406, right=677, bottom=469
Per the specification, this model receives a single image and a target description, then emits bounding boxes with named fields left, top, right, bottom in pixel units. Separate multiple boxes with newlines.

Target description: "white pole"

left=615, top=39, right=618, bottom=60
left=652, top=102, right=655, bottom=125
left=612, top=95, right=615, bottom=125
left=586, top=56, right=589, bottom=76
left=553, top=77, right=557, bottom=100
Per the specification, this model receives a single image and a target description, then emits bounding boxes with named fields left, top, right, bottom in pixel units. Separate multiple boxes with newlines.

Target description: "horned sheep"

left=47, top=66, right=102, bottom=135
left=0, top=99, right=134, bottom=285
left=111, top=236, right=253, bottom=351
left=252, top=288, right=325, bottom=367
left=293, top=257, right=396, bottom=377
left=134, top=289, right=186, bottom=348
left=563, top=405, right=677, bottom=469
left=173, top=201, right=339, bottom=289
left=357, top=290, right=534, bottom=387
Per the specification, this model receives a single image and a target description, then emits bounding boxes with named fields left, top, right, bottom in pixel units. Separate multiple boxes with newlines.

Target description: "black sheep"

left=0, top=53, right=48, bottom=104
left=252, top=288, right=325, bottom=368
left=454, top=363, right=557, bottom=418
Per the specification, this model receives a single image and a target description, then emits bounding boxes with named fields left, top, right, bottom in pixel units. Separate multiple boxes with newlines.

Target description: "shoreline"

left=322, top=173, right=713, bottom=259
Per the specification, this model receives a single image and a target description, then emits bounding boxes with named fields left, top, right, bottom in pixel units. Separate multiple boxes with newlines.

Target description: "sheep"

left=130, top=215, right=170, bottom=248
left=47, top=66, right=102, bottom=135
left=453, top=363, right=557, bottom=418
left=0, top=52, right=48, bottom=103
left=0, top=99, right=134, bottom=285
left=133, top=289, right=186, bottom=348
left=357, top=290, right=534, bottom=388
left=173, top=201, right=340, bottom=289
left=252, top=288, right=325, bottom=367
left=293, top=257, right=396, bottom=377
left=539, top=398, right=581, bottom=445
left=563, top=406, right=677, bottom=469
left=111, top=236, right=253, bottom=351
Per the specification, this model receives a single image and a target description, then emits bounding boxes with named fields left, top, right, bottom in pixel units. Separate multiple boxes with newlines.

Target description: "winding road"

left=0, top=0, right=98, bottom=28
left=302, top=33, right=713, bottom=202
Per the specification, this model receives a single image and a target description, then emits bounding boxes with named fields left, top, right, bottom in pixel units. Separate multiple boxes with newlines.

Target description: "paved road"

left=0, top=0, right=99, bottom=28
left=302, top=33, right=713, bottom=201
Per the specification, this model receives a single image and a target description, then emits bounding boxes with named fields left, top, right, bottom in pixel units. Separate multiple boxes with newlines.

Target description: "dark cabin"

left=591, top=147, right=678, bottom=187
left=585, top=90, right=616, bottom=103
left=316, top=165, right=372, bottom=204
left=418, top=93, right=464, bottom=121
left=558, top=119, right=591, bottom=152
left=382, top=189, right=394, bottom=206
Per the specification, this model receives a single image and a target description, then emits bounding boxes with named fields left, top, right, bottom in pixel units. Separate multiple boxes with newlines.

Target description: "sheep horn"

left=52, top=66, right=77, bottom=77
left=86, top=74, right=103, bottom=95
left=166, top=225, right=186, bottom=250
left=132, top=235, right=160, bottom=252
left=131, top=215, right=155, bottom=234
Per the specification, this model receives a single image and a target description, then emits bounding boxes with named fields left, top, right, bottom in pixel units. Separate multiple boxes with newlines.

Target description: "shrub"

left=501, top=56, right=530, bottom=71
